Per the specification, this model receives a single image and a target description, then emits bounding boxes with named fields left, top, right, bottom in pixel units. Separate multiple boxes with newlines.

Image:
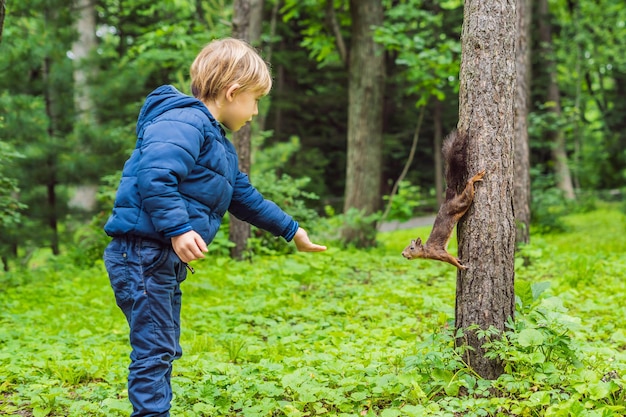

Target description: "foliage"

left=374, top=0, right=462, bottom=107
left=2, top=207, right=626, bottom=416
left=529, top=0, right=626, bottom=190
left=381, top=180, right=432, bottom=223
left=0, top=0, right=235, bottom=260
left=246, top=172, right=320, bottom=255
left=2, top=0, right=625, bottom=264
left=64, top=173, right=122, bottom=268
left=0, top=1, right=94, bottom=257
left=280, top=0, right=350, bottom=68
left=530, top=168, right=600, bottom=234
left=245, top=134, right=322, bottom=256
left=529, top=170, right=571, bottom=233
left=0, top=138, right=27, bottom=270
left=0, top=138, right=26, bottom=229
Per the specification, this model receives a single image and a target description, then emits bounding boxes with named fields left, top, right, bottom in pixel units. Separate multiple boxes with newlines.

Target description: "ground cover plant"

left=1, top=205, right=626, bottom=416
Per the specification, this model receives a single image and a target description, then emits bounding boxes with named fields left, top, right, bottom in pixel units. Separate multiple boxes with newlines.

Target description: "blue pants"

left=104, top=236, right=187, bottom=417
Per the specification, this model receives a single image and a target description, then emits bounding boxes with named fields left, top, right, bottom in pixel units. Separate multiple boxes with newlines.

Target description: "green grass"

left=1, top=206, right=626, bottom=416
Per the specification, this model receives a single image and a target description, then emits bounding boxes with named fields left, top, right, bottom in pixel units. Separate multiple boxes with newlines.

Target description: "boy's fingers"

left=195, top=234, right=208, bottom=252
left=295, top=239, right=327, bottom=252
left=172, top=231, right=207, bottom=262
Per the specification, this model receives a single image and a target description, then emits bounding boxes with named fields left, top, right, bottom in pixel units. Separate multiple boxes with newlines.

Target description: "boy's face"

left=220, top=88, right=262, bottom=132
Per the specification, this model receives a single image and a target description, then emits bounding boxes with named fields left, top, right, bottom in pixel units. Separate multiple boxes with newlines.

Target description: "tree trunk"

left=433, top=101, right=444, bottom=206
left=47, top=180, right=59, bottom=256
left=0, top=0, right=6, bottom=44
left=72, top=0, right=99, bottom=213
left=455, top=0, right=516, bottom=380
left=230, top=0, right=264, bottom=260
left=537, top=0, right=575, bottom=200
left=42, top=34, right=60, bottom=256
left=514, top=0, right=531, bottom=245
left=72, top=0, right=97, bottom=121
left=341, top=0, right=385, bottom=247
left=256, top=0, right=279, bottom=133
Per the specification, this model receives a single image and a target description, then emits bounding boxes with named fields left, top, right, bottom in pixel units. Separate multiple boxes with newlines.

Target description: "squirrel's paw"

left=456, top=261, right=470, bottom=270
left=471, top=170, right=486, bottom=183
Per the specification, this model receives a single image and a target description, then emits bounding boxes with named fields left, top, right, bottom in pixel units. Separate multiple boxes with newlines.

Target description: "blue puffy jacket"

left=104, top=85, right=298, bottom=244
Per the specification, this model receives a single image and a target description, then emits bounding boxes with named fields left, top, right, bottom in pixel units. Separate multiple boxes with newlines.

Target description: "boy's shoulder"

left=139, top=85, right=220, bottom=134
left=156, top=106, right=209, bottom=127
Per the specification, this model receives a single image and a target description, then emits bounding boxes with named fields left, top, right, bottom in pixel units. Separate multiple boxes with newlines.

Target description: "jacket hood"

left=136, top=85, right=215, bottom=137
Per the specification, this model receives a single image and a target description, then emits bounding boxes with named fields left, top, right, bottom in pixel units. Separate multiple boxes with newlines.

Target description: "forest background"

left=2, top=0, right=626, bottom=416
left=0, top=0, right=625, bottom=266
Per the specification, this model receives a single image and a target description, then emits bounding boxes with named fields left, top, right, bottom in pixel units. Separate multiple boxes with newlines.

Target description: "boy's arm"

left=228, top=171, right=326, bottom=251
left=228, top=171, right=295, bottom=239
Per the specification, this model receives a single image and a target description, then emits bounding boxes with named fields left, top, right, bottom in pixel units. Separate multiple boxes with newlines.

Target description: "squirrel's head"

left=401, top=238, right=425, bottom=260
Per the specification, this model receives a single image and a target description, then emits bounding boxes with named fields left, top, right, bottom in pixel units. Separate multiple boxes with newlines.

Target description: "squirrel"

left=401, top=130, right=485, bottom=270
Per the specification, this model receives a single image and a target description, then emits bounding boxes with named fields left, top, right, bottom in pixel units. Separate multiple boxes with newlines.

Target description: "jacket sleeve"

left=228, top=171, right=299, bottom=242
left=136, top=116, right=204, bottom=237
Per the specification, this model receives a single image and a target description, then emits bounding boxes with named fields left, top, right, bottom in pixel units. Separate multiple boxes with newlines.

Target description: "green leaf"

left=588, top=381, right=612, bottom=401
left=531, top=282, right=551, bottom=300
left=518, top=328, right=546, bottom=347
left=32, top=407, right=51, bottom=417
left=381, top=409, right=402, bottom=417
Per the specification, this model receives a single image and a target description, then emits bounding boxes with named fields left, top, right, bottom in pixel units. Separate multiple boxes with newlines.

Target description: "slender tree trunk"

left=272, top=62, right=285, bottom=137
left=0, top=0, right=6, bottom=44
left=537, top=0, right=575, bottom=200
left=514, top=0, right=531, bottom=245
left=432, top=5, right=444, bottom=207
left=455, top=0, right=516, bottom=380
left=72, top=0, right=97, bottom=121
left=42, top=40, right=60, bottom=255
left=342, top=0, right=385, bottom=247
left=72, top=0, right=99, bottom=212
left=326, top=0, right=348, bottom=66
left=47, top=179, right=59, bottom=256
left=230, top=0, right=264, bottom=260
left=248, top=0, right=263, bottom=41
left=433, top=101, right=444, bottom=206
left=256, top=0, right=279, bottom=132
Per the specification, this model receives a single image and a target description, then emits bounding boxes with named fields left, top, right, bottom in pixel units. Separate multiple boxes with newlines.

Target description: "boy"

left=103, top=38, right=326, bottom=417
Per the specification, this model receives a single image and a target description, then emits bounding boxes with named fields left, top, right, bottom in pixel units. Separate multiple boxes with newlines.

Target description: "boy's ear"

left=225, top=83, right=241, bottom=102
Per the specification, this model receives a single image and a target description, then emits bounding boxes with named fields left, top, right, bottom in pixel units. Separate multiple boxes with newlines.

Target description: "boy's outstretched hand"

left=293, top=227, right=327, bottom=252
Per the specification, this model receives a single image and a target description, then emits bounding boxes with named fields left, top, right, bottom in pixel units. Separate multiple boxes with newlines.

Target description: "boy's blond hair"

left=190, top=38, right=272, bottom=102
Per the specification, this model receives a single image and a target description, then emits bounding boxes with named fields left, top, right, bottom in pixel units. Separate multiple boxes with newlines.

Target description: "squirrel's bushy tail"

left=442, top=130, right=468, bottom=193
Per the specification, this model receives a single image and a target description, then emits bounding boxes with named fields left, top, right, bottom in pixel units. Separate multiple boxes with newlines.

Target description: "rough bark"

left=230, top=0, right=264, bottom=260
left=514, top=0, right=531, bottom=245
left=341, top=0, right=385, bottom=247
left=537, top=0, right=575, bottom=200
left=455, top=0, right=516, bottom=380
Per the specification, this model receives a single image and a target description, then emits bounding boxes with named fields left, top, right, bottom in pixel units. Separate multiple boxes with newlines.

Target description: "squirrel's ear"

left=415, top=237, right=423, bottom=245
